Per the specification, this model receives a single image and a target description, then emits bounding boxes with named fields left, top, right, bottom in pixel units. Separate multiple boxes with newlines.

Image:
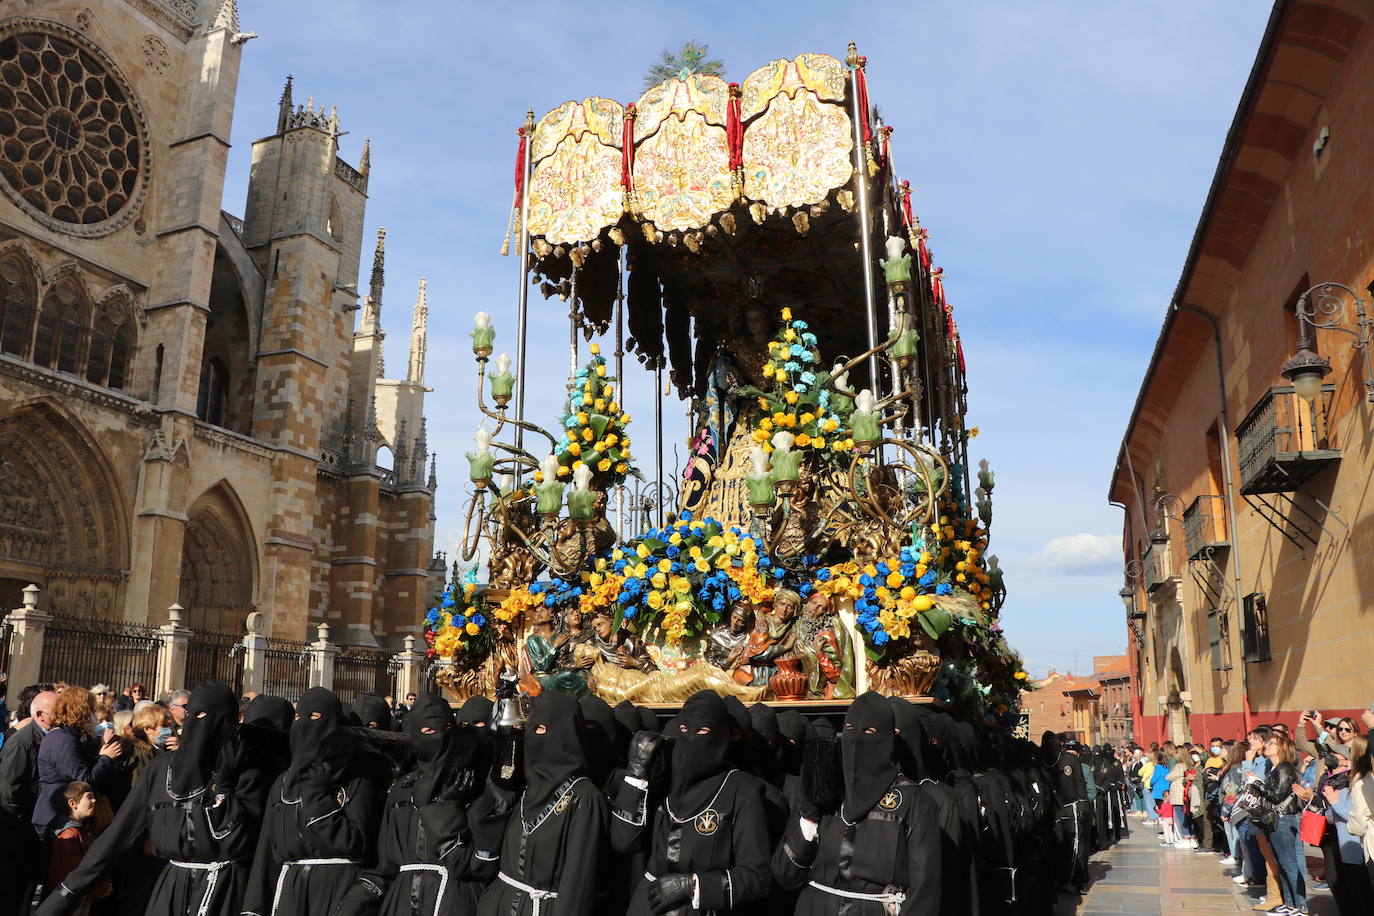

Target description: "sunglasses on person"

left=1337, top=725, right=1355, bottom=734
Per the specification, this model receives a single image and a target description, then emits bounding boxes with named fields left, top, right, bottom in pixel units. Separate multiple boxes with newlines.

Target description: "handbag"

left=1299, top=803, right=1328, bottom=845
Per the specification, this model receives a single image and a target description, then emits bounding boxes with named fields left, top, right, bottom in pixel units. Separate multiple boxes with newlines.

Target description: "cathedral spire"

left=360, top=227, right=385, bottom=336
left=277, top=75, right=293, bottom=134
left=407, top=278, right=428, bottom=386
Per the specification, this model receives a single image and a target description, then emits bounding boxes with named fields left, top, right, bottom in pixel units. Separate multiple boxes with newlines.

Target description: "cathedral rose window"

left=0, top=21, right=151, bottom=237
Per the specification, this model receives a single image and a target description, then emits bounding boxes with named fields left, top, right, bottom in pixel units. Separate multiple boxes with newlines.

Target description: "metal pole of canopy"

left=847, top=43, right=879, bottom=394
left=514, top=109, right=535, bottom=457
left=615, top=246, right=626, bottom=540
left=655, top=364, right=664, bottom=528
left=568, top=270, right=579, bottom=394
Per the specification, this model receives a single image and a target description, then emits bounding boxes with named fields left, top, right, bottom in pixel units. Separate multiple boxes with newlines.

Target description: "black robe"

left=241, top=765, right=386, bottom=915
left=611, top=769, right=773, bottom=915
left=772, top=774, right=941, bottom=916
left=476, top=776, right=607, bottom=916
left=36, top=752, right=269, bottom=916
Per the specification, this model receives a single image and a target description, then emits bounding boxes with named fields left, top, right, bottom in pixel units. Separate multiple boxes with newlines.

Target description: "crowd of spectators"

left=1117, top=709, right=1374, bottom=916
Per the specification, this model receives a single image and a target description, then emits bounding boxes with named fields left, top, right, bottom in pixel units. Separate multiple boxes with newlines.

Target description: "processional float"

left=426, top=44, right=1027, bottom=723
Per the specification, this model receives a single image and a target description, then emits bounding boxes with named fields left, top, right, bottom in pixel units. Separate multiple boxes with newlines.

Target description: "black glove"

left=34, top=883, right=82, bottom=916
left=626, top=730, right=666, bottom=781
left=647, top=873, right=693, bottom=914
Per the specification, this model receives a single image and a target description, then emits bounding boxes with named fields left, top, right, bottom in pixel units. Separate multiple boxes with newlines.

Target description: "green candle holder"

left=535, top=481, right=565, bottom=517
left=770, top=449, right=801, bottom=483
left=745, top=473, right=776, bottom=508
left=891, top=329, right=919, bottom=365
left=567, top=488, right=596, bottom=520
left=489, top=372, right=516, bottom=407
left=851, top=410, right=882, bottom=444
left=471, top=326, right=496, bottom=359
left=467, top=451, right=494, bottom=486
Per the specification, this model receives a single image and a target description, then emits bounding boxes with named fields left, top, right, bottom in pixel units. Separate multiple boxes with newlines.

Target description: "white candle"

left=855, top=389, right=876, bottom=414
left=749, top=445, right=769, bottom=476
left=771, top=430, right=795, bottom=453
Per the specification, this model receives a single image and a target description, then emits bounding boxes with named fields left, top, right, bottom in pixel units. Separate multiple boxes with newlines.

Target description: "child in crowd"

left=47, top=781, right=112, bottom=915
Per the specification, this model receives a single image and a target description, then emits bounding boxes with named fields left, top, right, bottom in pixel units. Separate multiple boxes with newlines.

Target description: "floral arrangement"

left=423, top=580, right=491, bottom=663
left=746, top=308, right=855, bottom=459
left=546, top=343, right=634, bottom=489
left=928, top=497, right=994, bottom=612
left=814, top=545, right=955, bottom=658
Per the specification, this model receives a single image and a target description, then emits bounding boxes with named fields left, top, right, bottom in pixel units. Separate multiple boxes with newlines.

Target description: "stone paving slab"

left=1054, top=817, right=1337, bottom=915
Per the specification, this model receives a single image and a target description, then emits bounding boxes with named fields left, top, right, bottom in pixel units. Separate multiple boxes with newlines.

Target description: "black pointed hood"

left=579, top=694, right=618, bottom=785
left=456, top=695, right=493, bottom=731
left=841, top=691, right=899, bottom=819
left=243, top=695, right=293, bottom=733
left=291, top=687, right=344, bottom=767
left=524, top=692, right=586, bottom=810
left=406, top=692, right=455, bottom=803
left=670, top=691, right=734, bottom=811
left=352, top=693, right=393, bottom=730
left=889, top=697, right=928, bottom=782
left=776, top=709, right=808, bottom=777
left=171, top=680, right=237, bottom=794
left=1040, top=730, right=1061, bottom=768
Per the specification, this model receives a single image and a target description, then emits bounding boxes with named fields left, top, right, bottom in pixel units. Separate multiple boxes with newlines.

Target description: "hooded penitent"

left=170, top=679, right=238, bottom=794
left=406, top=692, right=456, bottom=804
left=748, top=703, right=781, bottom=783
left=638, top=706, right=658, bottom=732
left=840, top=691, right=899, bottom=820
left=722, top=695, right=757, bottom=773
left=776, top=709, right=808, bottom=777
left=290, top=686, right=345, bottom=776
left=352, top=693, right=393, bottom=730
left=889, top=696, right=928, bottom=782
left=579, top=694, right=618, bottom=785
left=614, top=700, right=641, bottom=745
left=244, top=695, right=294, bottom=733
left=913, top=706, right=955, bottom=777
left=1040, top=730, right=1061, bottom=768
left=523, top=692, right=587, bottom=811
left=670, top=691, right=734, bottom=811
left=456, top=695, right=493, bottom=731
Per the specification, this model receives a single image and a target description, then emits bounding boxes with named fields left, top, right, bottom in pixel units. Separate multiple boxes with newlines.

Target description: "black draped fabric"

left=244, top=695, right=294, bottom=733
left=841, top=693, right=899, bottom=821
left=37, top=681, right=272, bottom=916
left=477, top=692, right=607, bottom=916
left=458, top=696, right=494, bottom=730
left=773, top=772, right=942, bottom=916
left=664, top=296, right=693, bottom=398
left=579, top=695, right=619, bottom=788
left=611, top=691, right=773, bottom=916
left=241, top=688, right=388, bottom=916
left=353, top=694, right=394, bottom=731
left=776, top=710, right=808, bottom=814
left=614, top=702, right=641, bottom=755
left=638, top=707, right=659, bottom=733
left=626, top=261, right=664, bottom=368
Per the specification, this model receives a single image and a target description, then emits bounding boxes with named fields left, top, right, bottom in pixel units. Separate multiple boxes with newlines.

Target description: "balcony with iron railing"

left=1143, top=540, right=1173, bottom=592
left=1183, top=494, right=1229, bottom=560
left=1235, top=384, right=1340, bottom=495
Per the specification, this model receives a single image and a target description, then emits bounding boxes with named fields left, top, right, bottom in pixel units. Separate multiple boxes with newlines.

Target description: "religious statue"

left=488, top=499, right=545, bottom=590
left=796, top=593, right=856, bottom=699
left=522, top=604, right=593, bottom=697
left=704, top=601, right=754, bottom=670
left=733, top=588, right=799, bottom=690
left=551, top=490, right=617, bottom=571
left=585, top=609, right=764, bottom=705
left=771, top=465, right=817, bottom=561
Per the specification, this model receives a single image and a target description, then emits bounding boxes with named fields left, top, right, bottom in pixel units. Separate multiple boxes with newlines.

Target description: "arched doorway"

left=0, top=402, right=128, bottom=616
left=178, top=483, right=256, bottom=633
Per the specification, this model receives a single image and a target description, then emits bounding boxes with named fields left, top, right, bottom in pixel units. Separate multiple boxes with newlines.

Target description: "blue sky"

left=221, top=1, right=1273, bottom=678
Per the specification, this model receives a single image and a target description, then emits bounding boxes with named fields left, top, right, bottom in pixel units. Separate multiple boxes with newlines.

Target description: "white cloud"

left=1026, top=533, right=1120, bottom=575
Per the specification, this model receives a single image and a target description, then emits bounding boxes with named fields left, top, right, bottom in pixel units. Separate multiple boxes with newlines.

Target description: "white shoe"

left=1173, top=840, right=1192, bottom=849
left=1233, top=874, right=1250, bottom=885
left=1220, top=856, right=1237, bottom=866
left=1188, top=838, right=1199, bottom=848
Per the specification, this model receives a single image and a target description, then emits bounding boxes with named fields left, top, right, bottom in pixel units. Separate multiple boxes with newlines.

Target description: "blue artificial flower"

left=669, top=562, right=682, bottom=575
left=872, top=630, right=890, bottom=646
left=790, top=344, right=806, bottom=358
left=679, top=510, right=693, bottom=522
left=543, top=595, right=556, bottom=606
left=863, top=587, right=877, bottom=601
left=793, top=384, right=806, bottom=394
left=727, top=586, right=741, bottom=601
left=792, top=320, right=809, bottom=330
left=936, top=582, right=953, bottom=596
left=899, top=563, right=916, bottom=578
left=758, top=557, right=772, bottom=569
left=816, top=568, right=832, bottom=582
left=801, top=332, right=817, bottom=347
left=858, top=574, right=874, bottom=587
left=800, top=371, right=816, bottom=386
left=665, top=545, right=680, bottom=558
left=712, top=597, right=725, bottom=612
left=784, top=360, right=801, bottom=373
left=472, top=614, right=486, bottom=627
left=818, top=391, right=831, bottom=408
left=875, top=561, right=890, bottom=576
left=425, top=609, right=440, bottom=625
left=799, top=583, right=815, bottom=598
left=623, top=606, right=637, bottom=620
left=614, top=559, right=627, bottom=572
left=920, top=572, right=937, bottom=587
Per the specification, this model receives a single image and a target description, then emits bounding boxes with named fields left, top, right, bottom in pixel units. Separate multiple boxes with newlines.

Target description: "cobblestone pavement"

left=1054, top=817, right=1336, bottom=915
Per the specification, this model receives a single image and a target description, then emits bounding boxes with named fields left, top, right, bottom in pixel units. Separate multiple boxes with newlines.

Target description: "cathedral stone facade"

left=0, top=0, right=441, bottom=646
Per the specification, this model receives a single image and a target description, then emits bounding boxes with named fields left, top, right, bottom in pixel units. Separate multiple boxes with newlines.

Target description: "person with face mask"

left=336, top=691, right=508, bottom=916
left=1041, top=731, right=1090, bottom=895
left=477, top=691, right=607, bottom=916
left=240, top=687, right=388, bottom=916
left=611, top=690, right=772, bottom=916
left=36, top=680, right=269, bottom=916
left=772, top=691, right=941, bottom=916
left=352, top=694, right=396, bottom=732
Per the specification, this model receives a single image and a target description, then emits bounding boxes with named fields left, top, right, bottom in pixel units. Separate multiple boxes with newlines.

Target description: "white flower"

left=495, top=353, right=511, bottom=375
left=473, top=426, right=492, bottom=453
left=572, top=463, right=592, bottom=491
left=749, top=446, right=769, bottom=477
left=771, top=430, right=795, bottom=453
left=474, top=311, right=492, bottom=328
left=979, top=458, right=990, bottom=474
left=539, top=454, right=559, bottom=481
left=855, top=388, right=876, bottom=414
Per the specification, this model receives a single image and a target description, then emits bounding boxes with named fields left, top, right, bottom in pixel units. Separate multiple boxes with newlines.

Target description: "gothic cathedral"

left=0, top=0, right=441, bottom=646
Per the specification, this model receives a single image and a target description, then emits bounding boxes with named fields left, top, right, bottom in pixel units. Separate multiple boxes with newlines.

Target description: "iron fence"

left=261, top=638, right=311, bottom=703
left=333, top=644, right=395, bottom=703
left=40, top=615, right=162, bottom=695
left=184, top=628, right=245, bottom=695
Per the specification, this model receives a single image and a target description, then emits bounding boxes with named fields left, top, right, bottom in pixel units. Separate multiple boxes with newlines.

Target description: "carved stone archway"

left=178, top=482, right=256, bottom=634
left=0, top=401, right=128, bottom=616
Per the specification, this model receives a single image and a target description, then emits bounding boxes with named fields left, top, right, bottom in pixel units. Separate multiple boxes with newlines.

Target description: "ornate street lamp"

left=1281, top=281, right=1374, bottom=402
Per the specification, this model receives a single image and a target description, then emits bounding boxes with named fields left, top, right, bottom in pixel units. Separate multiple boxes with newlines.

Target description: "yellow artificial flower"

left=615, top=462, right=627, bottom=474
left=556, top=465, right=571, bottom=477
left=647, top=592, right=664, bottom=609
left=708, top=535, right=724, bottom=548
left=652, top=572, right=667, bottom=589
left=604, top=433, right=619, bottom=446
left=596, top=365, right=607, bottom=377
left=595, top=399, right=606, bottom=411
left=823, top=418, right=839, bottom=432
left=582, top=428, right=594, bottom=441
left=582, top=395, right=593, bottom=406
left=762, top=364, right=775, bottom=378
left=758, top=417, right=773, bottom=431
left=590, top=342, right=601, bottom=355
left=657, top=559, right=672, bottom=573
left=886, top=571, right=903, bottom=588
left=465, top=621, right=480, bottom=636
left=636, top=543, right=649, bottom=558
left=772, top=412, right=787, bottom=425
left=567, top=442, right=582, bottom=456
left=800, top=412, right=815, bottom=424
left=533, top=470, right=544, bottom=483
left=598, top=458, right=611, bottom=472
left=622, top=413, right=632, bottom=423
left=784, top=391, right=799, bottom=405
left=812, top=436, right=826, bottom=449
left=752, top=429, right=769, bottom=443
left=781, top=307, right=793, bottom=320
left=775, top=372, right=788, bottom=385
left=784, top=329, right=797, bottom=342
left=571, top=459, right=583, bottom=469
left=795, top=432, right=811, bottom=447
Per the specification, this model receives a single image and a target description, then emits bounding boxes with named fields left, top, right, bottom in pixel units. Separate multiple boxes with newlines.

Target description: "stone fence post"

left=241, top=612, right=267, bottom=696
left=4, top=584, right=48, bottom=708
left=310, top=623, right=338, bottom=690
left=395, top=635, right=425, bottom=700
left=157, top=604, right=191, bottom=694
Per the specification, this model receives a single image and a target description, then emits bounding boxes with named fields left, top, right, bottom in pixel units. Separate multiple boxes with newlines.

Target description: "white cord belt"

left=497, top=870, right=558, bottom=916
left=167, top=860, right=236, bottom=916
left=399, top=864, right=450, bottom=916
left=272, top=858, right=362, bottom=916
left=808, top=880, right=906, bottom=905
